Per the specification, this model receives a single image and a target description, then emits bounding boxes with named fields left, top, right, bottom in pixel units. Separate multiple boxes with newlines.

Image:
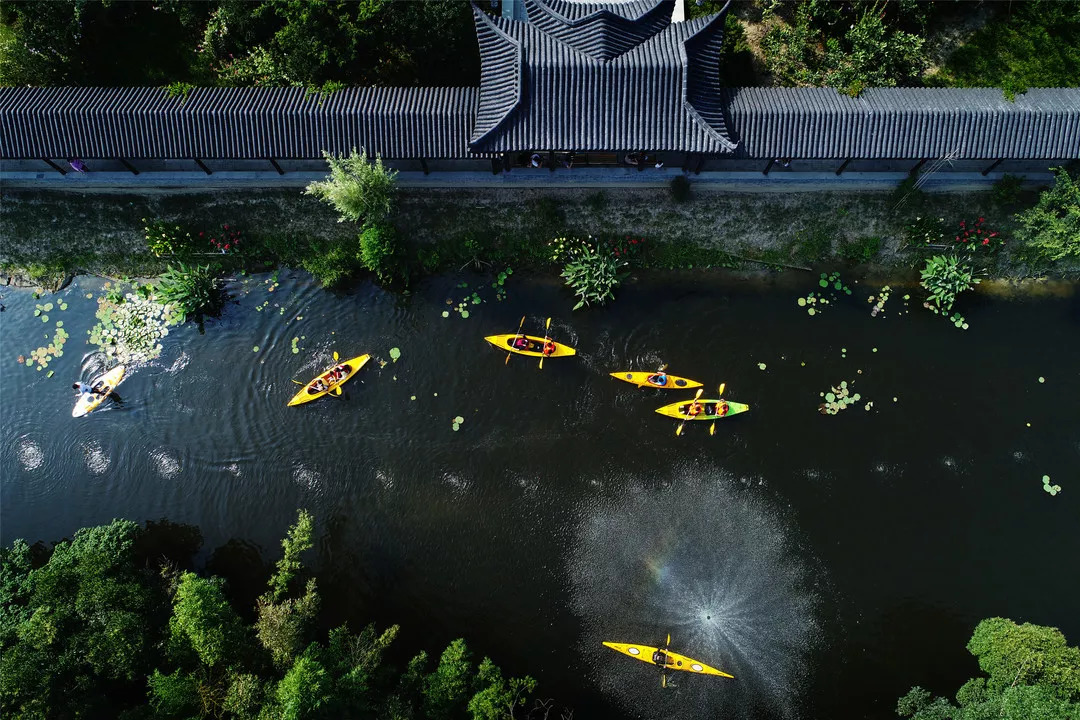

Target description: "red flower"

left=199, top=231, right=204, bottom=237
left=978, top=217, right=984, bottom=222
left=224, top=244, right=230, bottom=250
left=224, top=224, right=229, bottom=230
left=981, top=238, right=989, bottom=245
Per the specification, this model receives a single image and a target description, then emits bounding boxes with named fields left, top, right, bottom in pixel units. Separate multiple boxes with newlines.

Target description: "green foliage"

left=992, top=174, right=1025, bottom=208
left=148, top=668, right=200, bottom=718
left=143, top=219, right=195, bottom=258
left=898, top=618, right=1080, bottom=720
left=761, top=0, right=925, bottom=95
left=164, top=82, right=196, bottom=103
left=467, top=657, right=537, bottom=720
left=424, top=639, right=474, bottom=720
left=304, top=149, right=398, bottom=225
left=359, top=222, right=405, bottom=284
left=168, top=572, right=247, bottom=668
left=930, top=1, right=1080, bottom=99
left=301, top=239, right=359, bottom=288
left=156, top=263, right=220, bottom=323
left=840, top=236, right=882, bottom=264
left=554, top=237, right=628, bottom=310
left=1014, top=167, right=1080, bottom=264
left=224, top=672, right=268, bottom=719
left=275, top=653, right=332, bottom=720
left=920, top=254, right=979, bottom=313
left=670, top=175, right=691, bottom=203
left=268, top=509, right=314, bottom=602
left=256, top=579, right=319, bottom=668
left=0, top=520, right=156, bottom=718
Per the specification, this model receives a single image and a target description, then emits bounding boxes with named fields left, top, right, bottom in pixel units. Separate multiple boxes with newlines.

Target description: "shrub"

left=555, top=237, right=628, bottom=310
left=839, top=236, right=881, bottom=263
left=156, top=263, right=220, bottom=323
left=304, top=149, right=397, bottom=225
left=991, top=174, right=1025, bottom=207
left=670, top=175, right=691, bottom=203
left=358, top=223, right=405, bottom=284
left=1014, top=167, right=1080, bottom=264
left=920, top=254, right=979, bottom=314
left=301, top=241, right=357, bottom=288
left=143, top=219, right=195, bottom=258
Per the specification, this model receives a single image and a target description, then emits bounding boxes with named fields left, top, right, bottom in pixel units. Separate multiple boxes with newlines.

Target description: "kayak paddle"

left=538, top=317, right=552, bottom=369
left=506, top=315, right=525, bottom=365
left=675, top=388, right=704, bottom=436
left=709, top=383, right=725, bottom=436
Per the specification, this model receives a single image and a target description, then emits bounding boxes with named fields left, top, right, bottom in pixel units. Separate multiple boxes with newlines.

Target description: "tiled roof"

left=0, top=86, right=481, bottom=159
left=469, top=8, right=737, bottom=153
left=523, top=0, right=675, bottom=61
left=723, top=87, right=1080, bottom=159
left=471, top=8, right=525, bottom=145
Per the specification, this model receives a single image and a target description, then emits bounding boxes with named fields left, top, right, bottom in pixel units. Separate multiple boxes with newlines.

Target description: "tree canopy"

left=0, top=514, right=542, bottom=719
left=897, top=617, right=1080, bottom=720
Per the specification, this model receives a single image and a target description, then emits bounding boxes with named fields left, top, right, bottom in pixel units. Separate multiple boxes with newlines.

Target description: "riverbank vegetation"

left=3, top=1, right=1076, bottom=96
left=0, top=513, right=548, bottom=719
left=897, top=617, right=1080, bottom=719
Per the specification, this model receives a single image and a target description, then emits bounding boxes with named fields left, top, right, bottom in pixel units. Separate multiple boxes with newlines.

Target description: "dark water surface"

left=2, top=270, right=1078, bottom=719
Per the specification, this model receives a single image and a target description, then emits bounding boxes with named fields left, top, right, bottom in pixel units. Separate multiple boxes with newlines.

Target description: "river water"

left=1, top=269, right=1078, bottom=719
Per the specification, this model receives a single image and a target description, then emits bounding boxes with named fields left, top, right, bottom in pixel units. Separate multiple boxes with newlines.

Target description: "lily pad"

left=1038, top=376, right=1045, bottom=383
left=757, top=362, right=766, bottom=370
left=41, top=315, right=49, bottom=323
left=389, top=347, right=401, bottom=362
left=807, top=308, right=816, bottom=316
left=441, top=311, right=449, bottom=318
left=460, top=310, right=470, bottom=319
left=454, top=415, right=465, bottom=424
left=797, top=298, right=806, bottom=307
left=252, top=346, right=259, bottom=352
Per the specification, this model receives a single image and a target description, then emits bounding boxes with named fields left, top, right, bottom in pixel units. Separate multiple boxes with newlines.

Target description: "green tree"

left=274, top=653, right=332, bottom=720
left=168, top=572, right=248, bottom=669
left=1015, top=167, right=1080, bottom=264
left=0, top=520, right=158, bottom=718
left=304, top=149, right=397, bottom=225
left=268, top=509, right=315, bottom=601
left=424, top=639, right=474, bottom=720
left=148, top=668, right=201, bottom=718
left=467, top=657, right=537, bottom=720
left=897, top=618, right=1080, bottom=720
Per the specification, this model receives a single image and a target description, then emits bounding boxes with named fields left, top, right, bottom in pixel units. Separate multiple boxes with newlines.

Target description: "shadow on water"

left=569, top=461, right=830, bottom=720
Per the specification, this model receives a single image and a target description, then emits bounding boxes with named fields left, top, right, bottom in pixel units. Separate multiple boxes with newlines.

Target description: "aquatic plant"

left=920, top=254, right=979, bottom=314
left=156, top=263, right=220, bottom=323
left=358, top=222, right=405, bottom=284
left=818, top=271, right=852, bottom=295
left=818, top=380, right=862, bottom=415
left=796, top=291, right=829, bottom=316
left=869, top=285, right=891, bottom=317
left=558, top=237, right=628, bottom=310
left=88, top=292, right=179, bottom=364
left=1041, top=475, right=1062, bottom=496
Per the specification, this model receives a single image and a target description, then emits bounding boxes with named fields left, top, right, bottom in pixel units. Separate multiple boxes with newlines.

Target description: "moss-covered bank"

left=0, top=184, right=1073, bottom=289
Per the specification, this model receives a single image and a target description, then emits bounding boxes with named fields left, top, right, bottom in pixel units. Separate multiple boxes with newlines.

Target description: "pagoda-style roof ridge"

left=681, top=8, right=737, bottom=151
left=524, top=0, right=675, bottom=61
left=470, top=6, right=524, bottom=146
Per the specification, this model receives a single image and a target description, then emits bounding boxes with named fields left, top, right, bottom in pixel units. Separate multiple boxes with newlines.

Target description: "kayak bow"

left=602, top=641, right=734, bottom=679
left=610, top=371, right=702, bottom=390
left=72, top=365, right=126, bottom=418
left=288, top=354, right=369, bottom=406
left=485, top=334, right=576, bottom=358
left=655, top=399, right=749, bottom=420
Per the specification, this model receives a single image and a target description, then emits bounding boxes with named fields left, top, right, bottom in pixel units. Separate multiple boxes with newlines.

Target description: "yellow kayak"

left=655, top=399, right=750, bottom=420
left=288, top=354, right=369, bottom=406
left=610, top=371, right=702, bottom=390
left=73, top=365, right=125, bottom=418
left=602, top=641, right=734, bottom=679
left=485, top=334, right=576, bottom=358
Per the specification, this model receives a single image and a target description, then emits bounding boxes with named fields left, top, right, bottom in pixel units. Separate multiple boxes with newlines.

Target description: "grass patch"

left=839, top=236, right=882, bottom=264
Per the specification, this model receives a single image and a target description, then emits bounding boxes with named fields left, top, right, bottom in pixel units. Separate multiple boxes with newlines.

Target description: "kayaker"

left=647, top=371, right=668, bottom=386
left=313, top=379, right=328, bottom=392
left=715, top=401, right=729, bottom=417
left=687, top=399, right=703, bottom=417
left=514, top=336, right=530, bottom=350
left=652, top=649, right=670, bottom=667
left=542, top=339, right=557, bottom=356
left=72, top=381, right=105, bottom=397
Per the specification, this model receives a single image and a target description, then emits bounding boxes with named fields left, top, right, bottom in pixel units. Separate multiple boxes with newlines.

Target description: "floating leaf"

left=460, top=310, right=470, bottom=319
left=452, top=423, right=460, bottom=431
left=819, top=279, right=828, bottom=288
left=825, top=392, right=836, bottom=403
left=41, top=315, right=49, bottom=323
left=410, top=395, right=416, bottom=401
left=55, top=321, right=63, bottom=328
left=252, top=346, right=259, bottom=352
left=1038, top=377, right=1045, bottom=383
left=757, top=362, right=766, bottom=370
left=441, top=311, right=449, bottom=318
left=389, top=347, right=401, bottom=361
left=59, top=303, right=68, bottom=311
left=33, top=309, right=40, bottom=317
left=454, top=415, right=464, bottom=424
left=797, top=298, right=806, bottom=307
left=807, top=308, right=816, bottom=316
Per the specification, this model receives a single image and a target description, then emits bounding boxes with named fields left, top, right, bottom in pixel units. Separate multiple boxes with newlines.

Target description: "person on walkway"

left=560, top=152, right=576, bottom=169
left=530, top=153, right=544, bottom=168
left=624, top=152, right=640, bottom=166
left=68, top=158, right=87, bottom=173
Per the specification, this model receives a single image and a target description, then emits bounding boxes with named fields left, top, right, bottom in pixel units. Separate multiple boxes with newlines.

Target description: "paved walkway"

left=0, top=169, right=1051, bottom=193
